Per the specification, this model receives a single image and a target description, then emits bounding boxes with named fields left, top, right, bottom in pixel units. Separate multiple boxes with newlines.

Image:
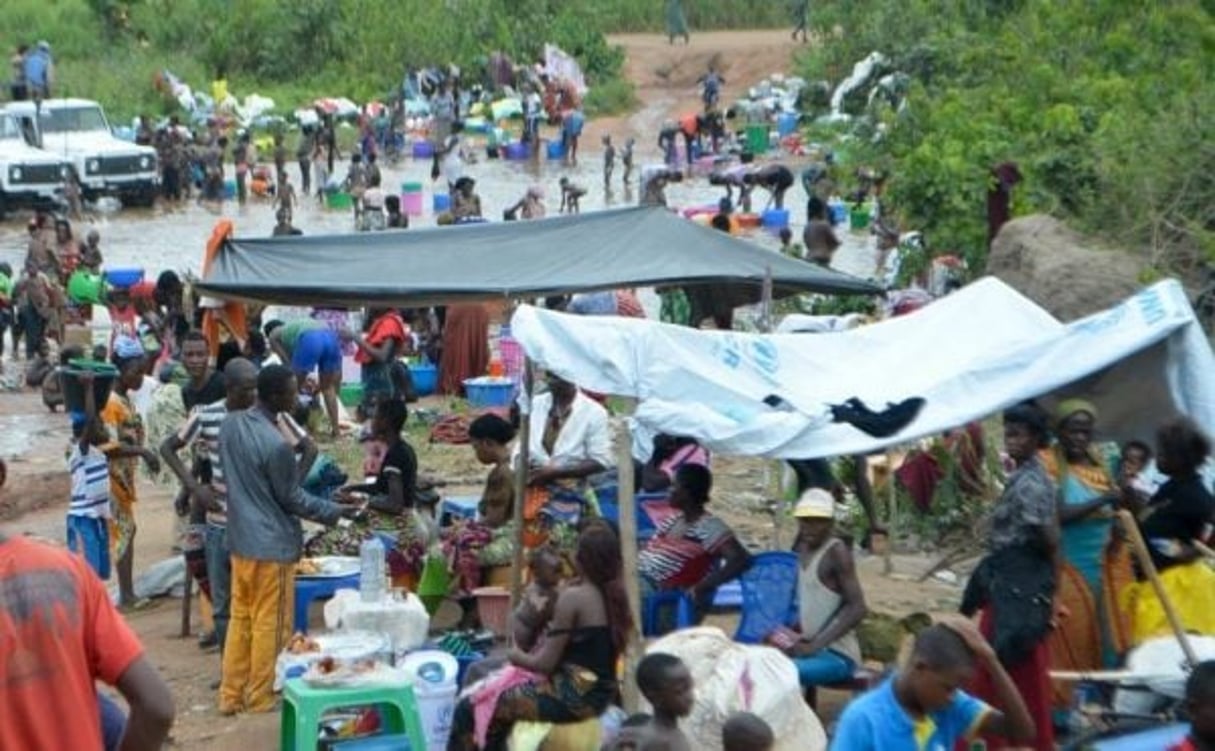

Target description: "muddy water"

left=0, top=147, right=878, bottom=282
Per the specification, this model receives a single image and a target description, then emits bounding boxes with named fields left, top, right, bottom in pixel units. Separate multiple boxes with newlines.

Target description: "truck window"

left=0, top=116, right=21, bottom=141
left=38, top=106, right=109, bottom=134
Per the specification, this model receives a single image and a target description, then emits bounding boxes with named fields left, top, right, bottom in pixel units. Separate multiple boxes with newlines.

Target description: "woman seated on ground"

left=448, top=525, right=632, bottom=751
left=304, top=399, right=432, bottom=582
left=637, top=464, right=751, bottom=626
left=452, top=177, right=483, bottom=220
left=1125, top=416, right=1215, bottom=646
left=443, top=414, right=519, bottom=626
left=639, top=433, right=709, bottom=493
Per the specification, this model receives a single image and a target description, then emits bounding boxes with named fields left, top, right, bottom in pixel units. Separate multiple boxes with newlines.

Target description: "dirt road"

left=587, top=29, right=806, bottom=143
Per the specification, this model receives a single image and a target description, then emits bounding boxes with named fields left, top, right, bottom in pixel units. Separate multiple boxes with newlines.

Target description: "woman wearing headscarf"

left=102, top=336, right=162, bottom=608
left=1040, top=399, right=1133, bottom=696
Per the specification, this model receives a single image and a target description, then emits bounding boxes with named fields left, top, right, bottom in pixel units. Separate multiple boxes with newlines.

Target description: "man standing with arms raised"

left=217, top=364, right=359, bottom=714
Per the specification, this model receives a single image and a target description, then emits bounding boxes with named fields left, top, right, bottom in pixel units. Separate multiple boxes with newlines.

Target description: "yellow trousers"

left=219, top=555, right=295, bottom=713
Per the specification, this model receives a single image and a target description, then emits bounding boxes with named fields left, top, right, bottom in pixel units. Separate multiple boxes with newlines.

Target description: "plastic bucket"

left=339, top=383, right=363, bottom=408
left=223, top=179, right=236, bottom=199
left=103, top=267, right=145, bottom=289
left=745, top=124, right=769, bottom=154
left=850, top=206, right=872, bottom=230
left=67, top=270, right=105, bottom=304
left=402, top=192, right=424, bottom=217
left=412, top=140, right=434, bottom=159
left=829, top=201, right=848, bottom=226
left=463, top=377, right=513, bottom=408
left=401, top=181, right=424, bottom=193
left=409, top=363, right=438, bottom=396
left=761, top=208, right=790, bottom=229
left=399, top=650, right=459, bottom=751
left=777, top=112, right=799, bottom=137
left=545, top=139, right=565, bottom=160
left=61, top=360, right=119, bottom=414
left=326, top=191, right=353, bottom=210
left=503, top=141, right=529, bottom=161
left=432, top=193, right=451, bottom=213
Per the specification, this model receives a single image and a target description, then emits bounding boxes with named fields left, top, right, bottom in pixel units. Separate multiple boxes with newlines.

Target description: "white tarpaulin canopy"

left=511, top=277, right=1215, bottom=458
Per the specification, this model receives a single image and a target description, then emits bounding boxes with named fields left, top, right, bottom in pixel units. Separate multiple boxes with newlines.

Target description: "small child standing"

left=276, top=171, right=297, bottom=222
left=512, top=546, right=562, bottom=651
left=722, top=712, right=774, bottom=751
left=603, top=135, right=616, bottom=188
left=66, top=382, right=112, bottom=580
left=1170, top=660, right=1215, bottom=751
left=635, top=652, right=695, bottom=751
left=621, top=137, right=636, bottom=185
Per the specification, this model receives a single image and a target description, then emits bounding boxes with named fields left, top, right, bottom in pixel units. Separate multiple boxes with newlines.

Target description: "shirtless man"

left=639, top=166, right=684, bottom=208
left=743, top=163, right=795, bottom=210
left=558, top=177, right=587, bottom=214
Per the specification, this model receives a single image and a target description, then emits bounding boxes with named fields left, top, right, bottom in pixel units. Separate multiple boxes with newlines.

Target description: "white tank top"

left=798, top=538, right=862, bottom=663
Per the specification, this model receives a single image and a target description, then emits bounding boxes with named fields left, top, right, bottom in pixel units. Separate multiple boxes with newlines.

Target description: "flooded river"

left=0, top=147, right=879, bottom=286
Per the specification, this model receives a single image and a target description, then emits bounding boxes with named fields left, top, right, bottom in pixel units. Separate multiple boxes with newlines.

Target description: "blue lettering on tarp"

left=1136, top=288, right=1167, bottom=326
left=1072, top=303, right=1126, bottom=334
left=714, top=335, right=743, bottom=369
left=750, top=338, right=780, bottom=377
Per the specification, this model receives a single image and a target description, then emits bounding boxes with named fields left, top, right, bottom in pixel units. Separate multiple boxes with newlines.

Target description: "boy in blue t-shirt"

left=830, top=618, right=1035, bottom=751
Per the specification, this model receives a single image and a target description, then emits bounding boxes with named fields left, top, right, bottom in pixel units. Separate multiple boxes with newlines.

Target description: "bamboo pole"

left=617, top=421, right=643, bottom=712
left=1115, top=509, right=1199, bottom=667
left=1194, top=539, right=1215, bottom=562
left=883, top=448, right=896, bottom=575
left=508, top=359, right=533, bottom=622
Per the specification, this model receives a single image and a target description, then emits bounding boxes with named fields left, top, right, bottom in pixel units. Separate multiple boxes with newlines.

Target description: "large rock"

left=987, top=215, right=1145, bottom=321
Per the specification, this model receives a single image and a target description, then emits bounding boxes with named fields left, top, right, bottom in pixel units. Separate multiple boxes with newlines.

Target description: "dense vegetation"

left=797, top=0, right=1214, bottom=274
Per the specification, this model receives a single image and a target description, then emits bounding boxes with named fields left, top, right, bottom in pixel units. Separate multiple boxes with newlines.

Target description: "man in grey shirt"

left=217, top=364, right=359, bottom=715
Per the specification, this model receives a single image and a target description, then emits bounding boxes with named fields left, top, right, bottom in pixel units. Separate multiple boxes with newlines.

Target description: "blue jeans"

left=793, top=648, right=856, bottom=687
left=99, top=693, right=126, bottom=751
left=205, top=524, right=231, bottom=651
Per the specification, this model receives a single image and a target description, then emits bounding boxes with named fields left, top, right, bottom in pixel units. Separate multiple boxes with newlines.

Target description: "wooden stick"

left=1115, top=509, right=1199, bottom=667
left=884, top=449, right=896, bottom=576
left=616, top=421, right=642, bottom=713
left=508, top=358, right=533, bottom=623
left=179, top=570, right=192, bottom=638
left=1194, top=539, right=1215, bottom=562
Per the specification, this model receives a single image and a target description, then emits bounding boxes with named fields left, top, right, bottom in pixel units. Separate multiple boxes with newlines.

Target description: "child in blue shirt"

left=830, top=618, right=1035, bottom=751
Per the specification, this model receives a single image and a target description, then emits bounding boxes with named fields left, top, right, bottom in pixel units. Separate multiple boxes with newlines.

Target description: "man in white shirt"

left=523, top=373, right=613, bottom=489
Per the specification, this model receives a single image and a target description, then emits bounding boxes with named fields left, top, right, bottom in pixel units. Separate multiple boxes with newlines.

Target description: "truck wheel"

left=125, top=190, right=156, bottom=209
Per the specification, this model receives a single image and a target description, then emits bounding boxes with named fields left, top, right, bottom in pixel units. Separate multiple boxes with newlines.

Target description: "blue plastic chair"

left=641, top=589, right=696, bottom=637
left=636, top=492, right=670, bottom=542
left=733, top=551, right=800, bottom=644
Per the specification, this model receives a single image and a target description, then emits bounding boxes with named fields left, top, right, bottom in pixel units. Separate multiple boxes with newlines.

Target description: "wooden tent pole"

left=508, top=358, right=533, bottom=623
left=616, top=421, right=642, bottom=712
left=1115, top=510, right=1199, bottom=667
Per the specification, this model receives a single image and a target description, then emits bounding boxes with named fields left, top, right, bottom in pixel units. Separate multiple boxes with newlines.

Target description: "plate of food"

left=295, top=556, right=360, bottom=579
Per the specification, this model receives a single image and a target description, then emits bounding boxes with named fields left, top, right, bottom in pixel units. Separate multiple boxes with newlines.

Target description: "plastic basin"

left=761, top=208, right=790, bottom=228
left=504, top=142, right=529, bottom=161
left=338, top=383, right=363, bottom=408
left=67, top=270, right=105, bottom=304
left=463, top=377, right=513, bottom=408
left=432, top=193, right=451, bottom=212
left=409, top=363, right=437, bottom=396
left=545, top=139, right=565, bottom=160
left=326, top=191, right=353, bottom=210
left=103, top=267, right=145, bottom=289
left=411, top=140, right=434, bottom=159
left=61, top=360, right=119, bottom=414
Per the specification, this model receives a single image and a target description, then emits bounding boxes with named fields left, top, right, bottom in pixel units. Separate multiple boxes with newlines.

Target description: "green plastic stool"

left=280, top=678, right=426, bottom=751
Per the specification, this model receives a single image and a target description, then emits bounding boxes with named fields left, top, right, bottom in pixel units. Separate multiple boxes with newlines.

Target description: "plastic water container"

left=412, top=140, right=434, bottom=159
left=402, top=191, right=424, bottom=217
left=432, top=193, right=451, bottom=213
left=777, top=112, right=799, bottom=137
left=828, top=197, right=848, bottom=226
left=223, top=179, right=237, bottom=199
left=761, top=208, right=790, bottom=229
left=399, top=650, right=459, bottom=751
left=359, top=536, right=385, bottom=604
left=745, top=124, right=769, bottom=154
left=463, top=377, right=514, bottom=408
left=545, top=139, right=565, bottom=160
left=67, top=270, right=105, bottom=304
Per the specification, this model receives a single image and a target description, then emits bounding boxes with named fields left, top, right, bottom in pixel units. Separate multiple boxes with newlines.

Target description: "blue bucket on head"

left=761, top=208, right=790, bottom=229
left=546, top=139, right=565, bottom=160
left=433, top=193, right=451, bottom=212
left=412, top=140, right=435, bottom=159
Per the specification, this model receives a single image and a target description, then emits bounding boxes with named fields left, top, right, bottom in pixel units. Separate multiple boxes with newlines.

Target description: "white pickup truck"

left=0, top=110, right=71, bottom=219
left=6, top=98, right=159, bottom=207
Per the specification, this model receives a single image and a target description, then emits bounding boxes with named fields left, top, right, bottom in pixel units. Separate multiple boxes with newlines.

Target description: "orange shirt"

left=0, top=536, right=145, bottom=750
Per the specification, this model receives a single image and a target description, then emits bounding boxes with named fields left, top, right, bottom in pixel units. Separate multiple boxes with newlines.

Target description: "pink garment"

left=470, top=664, right=540, bottom=747
left=658, top=444, right=709, bottom=479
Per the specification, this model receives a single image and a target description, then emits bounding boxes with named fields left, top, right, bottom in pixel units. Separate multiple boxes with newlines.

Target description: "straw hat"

left=793, top=488, right=835, bottom=519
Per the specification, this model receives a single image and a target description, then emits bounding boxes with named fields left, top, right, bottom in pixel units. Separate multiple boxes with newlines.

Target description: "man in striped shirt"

left=161, top=358, right=259, bottom=657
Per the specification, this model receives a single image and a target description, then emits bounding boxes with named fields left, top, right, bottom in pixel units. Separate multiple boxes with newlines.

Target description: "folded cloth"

left=468, top=664, right=540, bottom=747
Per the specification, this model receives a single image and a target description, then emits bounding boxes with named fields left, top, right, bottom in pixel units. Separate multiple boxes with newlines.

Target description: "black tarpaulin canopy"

left=195, top=207, right=880, bottom=307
